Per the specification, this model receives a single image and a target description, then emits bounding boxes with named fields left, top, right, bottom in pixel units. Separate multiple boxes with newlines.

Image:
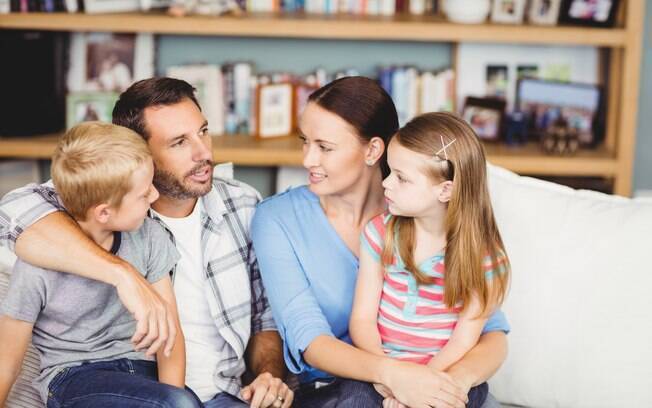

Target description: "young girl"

left=350, top=112, right=510, bottom=408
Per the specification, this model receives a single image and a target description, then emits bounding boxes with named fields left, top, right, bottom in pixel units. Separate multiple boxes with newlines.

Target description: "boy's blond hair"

left=51, top=121, right=151, bottom=221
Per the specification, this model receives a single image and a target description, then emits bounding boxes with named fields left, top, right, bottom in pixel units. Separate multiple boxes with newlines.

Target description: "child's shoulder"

left=365, top=212, right=393, bottom=233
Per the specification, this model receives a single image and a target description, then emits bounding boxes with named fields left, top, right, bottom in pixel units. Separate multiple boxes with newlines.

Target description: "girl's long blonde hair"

left=381, top=112, right=510, bottom=314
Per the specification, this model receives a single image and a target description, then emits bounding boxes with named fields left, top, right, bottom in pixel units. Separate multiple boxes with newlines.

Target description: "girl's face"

left=299, top=102, right=370, bottom=197
left=382, top=138, right=447, bottom=218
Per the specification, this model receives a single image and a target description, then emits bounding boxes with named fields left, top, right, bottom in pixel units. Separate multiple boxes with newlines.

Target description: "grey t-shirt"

left=0, top=218, right=179, bottom=403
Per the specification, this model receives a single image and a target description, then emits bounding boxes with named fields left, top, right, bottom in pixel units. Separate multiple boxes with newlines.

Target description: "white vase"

left=443, top=0, right=491, bottom=24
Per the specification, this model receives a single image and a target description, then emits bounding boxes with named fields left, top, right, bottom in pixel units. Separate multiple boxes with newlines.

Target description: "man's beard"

left=153, top=160, right=213, bottom=200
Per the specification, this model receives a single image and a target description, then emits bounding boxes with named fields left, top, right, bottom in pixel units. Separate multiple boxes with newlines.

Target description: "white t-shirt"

left=154, top=201, right=227, bottom=402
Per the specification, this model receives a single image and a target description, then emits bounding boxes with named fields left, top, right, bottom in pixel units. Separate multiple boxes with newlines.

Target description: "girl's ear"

left=438, top=180, right=454, bottom=203
left=364, top=136, right=385, bottom=166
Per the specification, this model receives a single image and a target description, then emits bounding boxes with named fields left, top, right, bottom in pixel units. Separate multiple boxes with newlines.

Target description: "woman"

left=251, top=77, right=509, bottom=408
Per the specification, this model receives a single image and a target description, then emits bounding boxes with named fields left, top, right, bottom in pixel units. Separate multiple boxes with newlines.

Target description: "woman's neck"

left=320, top=170, right=385, bottom=228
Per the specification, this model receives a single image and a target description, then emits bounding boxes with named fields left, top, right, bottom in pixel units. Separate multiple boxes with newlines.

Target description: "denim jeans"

left=203, top=392, right=249, bottom=407
left=294, top=378, right=489, bottom=408
left=46, top=358, right=203, bottom=408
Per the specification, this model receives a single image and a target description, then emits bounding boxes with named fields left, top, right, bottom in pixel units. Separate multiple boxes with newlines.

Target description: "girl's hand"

left=381, top=359, right=468, bottom=408
left=374, top=383, right=393, bottom=398
left=383, top=397, right=408, bottom=408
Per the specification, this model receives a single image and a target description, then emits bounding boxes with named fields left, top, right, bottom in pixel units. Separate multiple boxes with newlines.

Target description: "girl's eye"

left=299, top=136, right=307, bottom=145
left=173, top=139, right=186, bottom=147
left=319, top=145, right=332, bottom=152
left=397, top=175, right=407, bottom=183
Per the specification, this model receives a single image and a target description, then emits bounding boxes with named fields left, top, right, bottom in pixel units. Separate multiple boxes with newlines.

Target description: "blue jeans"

left=294, top=379, right=383, bottom=407
left=46, top=358, right=202, bottom=408
left=294, top=378, right=489, bottom=408
left=203, top=392, right=249, bottom=407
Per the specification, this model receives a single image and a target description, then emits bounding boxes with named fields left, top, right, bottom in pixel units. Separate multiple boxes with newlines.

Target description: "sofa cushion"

left=0, top=261, right=42, bottom=408
left=487, top=165, right=652, bottom=407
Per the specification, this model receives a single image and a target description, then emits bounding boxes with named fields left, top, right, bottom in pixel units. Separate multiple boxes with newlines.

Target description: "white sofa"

left=2, top=165, right=652, bottom=407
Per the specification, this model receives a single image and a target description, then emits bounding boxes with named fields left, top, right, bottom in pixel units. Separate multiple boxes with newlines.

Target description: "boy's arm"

left=349, top=248, right=386, bottom=357
left=428, top=295, right=488, bottom=372
left=0, top=315, right=33, bottom=406
left=151, top=276, right=185, bottom=388
left=1, top=184, right=176, bottom=357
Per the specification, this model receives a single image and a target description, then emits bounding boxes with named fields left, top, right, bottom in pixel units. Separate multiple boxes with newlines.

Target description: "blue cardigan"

left=251, top=186, right=510, bottom=384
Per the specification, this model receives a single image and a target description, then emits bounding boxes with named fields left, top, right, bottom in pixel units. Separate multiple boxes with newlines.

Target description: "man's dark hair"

left=112, top=77, right=201, bottom=140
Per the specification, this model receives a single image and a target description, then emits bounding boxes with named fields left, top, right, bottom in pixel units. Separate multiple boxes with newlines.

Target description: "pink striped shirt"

left=360, top=213, right=502, bottom=364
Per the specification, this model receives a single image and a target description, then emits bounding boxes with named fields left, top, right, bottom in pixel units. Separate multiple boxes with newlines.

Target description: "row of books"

left=245, top=0, right=439, bottom=16
left=164, top=62, right=454, bottom=137
left=0, top=0, right=439, bottom=15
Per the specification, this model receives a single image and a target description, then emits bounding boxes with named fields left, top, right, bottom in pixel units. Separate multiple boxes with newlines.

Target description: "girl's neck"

left=319, top=170, right=385, bottom=228
left=413, top=208, right=448, bottom=257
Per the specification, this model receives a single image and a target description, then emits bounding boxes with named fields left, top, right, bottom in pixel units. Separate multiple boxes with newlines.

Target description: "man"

left=0, top=78, right=292, bottom=408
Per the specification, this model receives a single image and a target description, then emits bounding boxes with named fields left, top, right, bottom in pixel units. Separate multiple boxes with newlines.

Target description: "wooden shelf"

left=0, top=12, right=628, bottom=47
left=0, top=133, right=618, bottom=177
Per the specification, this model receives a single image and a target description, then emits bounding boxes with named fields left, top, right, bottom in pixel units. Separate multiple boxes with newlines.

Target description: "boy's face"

left=144, top=98, right=214, bottom=201
left=108, top=159, right=159, bottom=231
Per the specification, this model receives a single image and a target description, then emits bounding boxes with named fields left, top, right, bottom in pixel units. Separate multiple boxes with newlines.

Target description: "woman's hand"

left=380, top=359, right=468, bottom=408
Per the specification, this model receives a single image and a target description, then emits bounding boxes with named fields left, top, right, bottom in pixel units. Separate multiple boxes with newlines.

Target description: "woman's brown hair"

left=309, top=76, right=398, bottom=178
left=381, top=112, right=510, bottom=314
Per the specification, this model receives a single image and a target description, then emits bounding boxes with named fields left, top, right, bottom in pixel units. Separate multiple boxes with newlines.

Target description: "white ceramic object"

left=442, top=0, right=491, bottom=24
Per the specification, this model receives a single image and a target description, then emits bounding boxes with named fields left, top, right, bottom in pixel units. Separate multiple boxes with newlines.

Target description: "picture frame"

left=66, top=92, right=120, bottom=130
left=67, top=33, right=154, bottom=94
left=462, top=97, right=506, bottom=142
left=166, top=64, right=225, bottom=135
left=490, top=0, right=527, bottom=24
left=528, top=0, right=562, bottom=25
left=256, top=83, right=294, bottom=139
left=516, top=78, right=603, bottom=146
left=558, top=0, right=620, bottom=27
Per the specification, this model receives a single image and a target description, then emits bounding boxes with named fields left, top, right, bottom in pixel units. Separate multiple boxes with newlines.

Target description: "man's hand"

left=240, top=372, right=293, bottom=408
left=114, top=264, right=177, bottom=357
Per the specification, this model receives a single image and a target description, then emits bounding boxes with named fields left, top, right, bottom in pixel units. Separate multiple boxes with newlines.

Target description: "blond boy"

left=0, top=122, right=201, bottom=408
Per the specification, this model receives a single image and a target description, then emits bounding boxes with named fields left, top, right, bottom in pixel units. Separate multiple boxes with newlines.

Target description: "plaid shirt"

left=0, top=177, right=276, bottom=396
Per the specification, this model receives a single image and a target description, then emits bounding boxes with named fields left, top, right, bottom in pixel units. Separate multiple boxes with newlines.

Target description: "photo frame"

left=66, top=92, right=120, bottom=129
left=516, top=78, right=603, bottom=146
left=528, top=0, right=562, bottom=25
left=462, top=97, right=506, bottom=142
left=166, top=64, right=225, bottom=135
left=68, top=33, right=154, bottom=93
left=558, top=0, right=620, bottom=27
left=256, top=83, right=294, bottom=139
left=294, top=83, right=318, bottom=123
left=490, top=0, right=527, bottom=24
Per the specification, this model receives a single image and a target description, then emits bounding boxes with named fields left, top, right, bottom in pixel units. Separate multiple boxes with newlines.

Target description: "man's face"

left=143, top=98, right=214, bottom=200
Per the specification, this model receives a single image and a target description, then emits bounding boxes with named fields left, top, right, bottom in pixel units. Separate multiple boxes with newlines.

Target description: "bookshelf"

left=0, top=1, right=645, bottom=195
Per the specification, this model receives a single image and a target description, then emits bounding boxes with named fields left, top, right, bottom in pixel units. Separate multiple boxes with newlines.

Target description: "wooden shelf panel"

left=0, top=12, right=628, bottom=47
left=0, top=133, right=618, bottom=176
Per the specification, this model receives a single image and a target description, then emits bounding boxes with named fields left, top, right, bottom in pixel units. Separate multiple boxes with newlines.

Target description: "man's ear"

left=91, top=203, right=112, bottom=224
left=438, top=180, right=454, bottom=203
left=364, top=136, right=385, bottom=166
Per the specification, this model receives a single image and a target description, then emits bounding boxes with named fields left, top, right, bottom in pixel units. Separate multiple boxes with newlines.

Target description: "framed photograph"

left=528, top=0, right=562, bottom=25
left=486, top=65, right=509, bottom=98
left=558, top=0, right=620, bottom=27
left=166, top=64, right=225, bottom=135
left=462, top=97, right=506, bottom=142
left=294, top=82, right=318, bottom=122
left=256, top=83, right=294, bottom=139
left=516, top=78, right=603, bottom=146
left=491, top=0, right=527, bottom=24
left=66, top=92, right=120, bottom=129
left=68, top=33, right=154, bottom=93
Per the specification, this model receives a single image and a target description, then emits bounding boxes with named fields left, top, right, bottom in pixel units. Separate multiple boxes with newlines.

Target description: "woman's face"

left=299, top=102, right=369, bottom=197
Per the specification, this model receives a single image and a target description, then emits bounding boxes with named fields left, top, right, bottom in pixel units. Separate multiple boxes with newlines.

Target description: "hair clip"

left=435, top=135, right=456, bottom=161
